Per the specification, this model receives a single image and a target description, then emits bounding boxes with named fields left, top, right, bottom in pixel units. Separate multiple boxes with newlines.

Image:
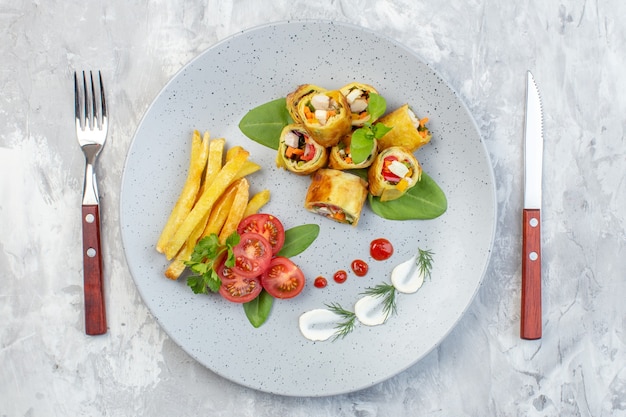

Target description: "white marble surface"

left=1, top=0, right=625, bottom=416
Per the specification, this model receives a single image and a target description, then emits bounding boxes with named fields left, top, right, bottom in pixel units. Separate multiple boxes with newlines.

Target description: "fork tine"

left=98, top=71, right=107, bottom=123
left=74, top=72, right=80, bottom=125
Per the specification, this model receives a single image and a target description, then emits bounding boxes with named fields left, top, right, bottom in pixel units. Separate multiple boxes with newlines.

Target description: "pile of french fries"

left=156, top=130, right=270, bottom=280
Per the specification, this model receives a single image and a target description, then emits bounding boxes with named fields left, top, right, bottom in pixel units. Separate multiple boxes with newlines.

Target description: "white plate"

left=120, top=20, right=496, bottom=397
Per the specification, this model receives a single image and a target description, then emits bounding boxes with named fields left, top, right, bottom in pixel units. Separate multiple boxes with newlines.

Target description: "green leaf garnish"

left=243, top=290, right=274, bottom=328
left=366, top=93, right=387, bottom=121
left=238, top=97, right=293, bottom=150
left=277, top=224, right=320, bottom=258
left=350, top=93, right=392, bottom=165
left=361, top=283, right=398, bottom=318
left=325, top=302, right=357, bottom=340
left=368, top=171, right=447, bottom=220
left=184, top=232, right=239, bottom=294
left=417, top=248, right=434, bottom=281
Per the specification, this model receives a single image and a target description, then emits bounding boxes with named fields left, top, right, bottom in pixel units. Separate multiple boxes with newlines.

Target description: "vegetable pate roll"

left=276, top=124, right=328, bottom=175
left=368, top=146, right=422, bottom=202
left=297, top=90, right=352, bottom=148
left=304, top=169, right=368, bottom=226
left=339, top=82, right=380, bottom=127
left=377, top=104, right=432, bottom=152
left=286, top=84, right=327, bottom=123
left=328, top=130, right=378, bottom=170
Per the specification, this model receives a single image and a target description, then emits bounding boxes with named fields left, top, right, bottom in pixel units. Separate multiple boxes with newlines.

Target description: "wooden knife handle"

left=82, top=204, right=107, bottom=335
left=521, top=208, right=541, bottom=339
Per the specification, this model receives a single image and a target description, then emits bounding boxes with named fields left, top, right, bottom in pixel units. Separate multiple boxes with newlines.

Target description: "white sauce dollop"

left=390, top=253, right=425, bottom=294
left=298, top=308, right=343, bottom=341
left=354, top=295, right=389, bottom=326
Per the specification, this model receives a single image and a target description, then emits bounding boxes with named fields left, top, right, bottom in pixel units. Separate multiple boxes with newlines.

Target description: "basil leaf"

left=372, top=122, right=392, bottom=139
left=368, top=171, right=447, bottom=220
left=346, top=168, right=368, bottom=181
left=238, top=98, right=292, bottom=150
left=367, top=93, right=387, bottom=121
left=350, top=128, right=374, bottom=165
left=243, top=290, right=274, bottom=328
left=277, top=224, right=320, bottom=258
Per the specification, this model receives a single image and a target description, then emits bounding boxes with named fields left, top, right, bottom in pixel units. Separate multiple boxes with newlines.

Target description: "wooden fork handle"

left=521, top=208, right=541, bottom=339
left=82, top=204, right=107, bottom=335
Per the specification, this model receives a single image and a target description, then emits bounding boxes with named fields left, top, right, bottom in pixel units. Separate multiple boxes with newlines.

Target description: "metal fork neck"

left=82, top=144, right=101, bottom=205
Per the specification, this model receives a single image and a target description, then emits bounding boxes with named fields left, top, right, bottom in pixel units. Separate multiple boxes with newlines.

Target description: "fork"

left=75, top=70, right=108, bottom=335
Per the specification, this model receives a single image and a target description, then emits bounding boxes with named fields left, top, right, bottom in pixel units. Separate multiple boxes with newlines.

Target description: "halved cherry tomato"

left=261, top=257, right=305, bottom=299
left=232, top=232, right=272, bottom=278
left=215, top=256, right=262, bottom=303
left=237, top=214, right=285, bottom=255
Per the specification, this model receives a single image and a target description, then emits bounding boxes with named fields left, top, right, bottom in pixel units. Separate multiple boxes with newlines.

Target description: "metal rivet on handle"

left=529, top=218, right=538, bottom=227
left=529, top=251, right=538, bottom=261
left=85, top=214, right=95, bottom=223
left=87, top=248, right=97, bottom=257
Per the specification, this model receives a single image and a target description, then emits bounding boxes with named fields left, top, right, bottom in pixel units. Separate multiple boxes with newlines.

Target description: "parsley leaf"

left=184, top=232, right=239, bottom=294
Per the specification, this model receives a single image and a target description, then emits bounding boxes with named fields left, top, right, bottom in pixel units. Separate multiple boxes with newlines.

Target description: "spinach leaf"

left=277, top=224, right=320, bottom=258
left=238, top=98, right=292, bottom=150
left=368, top=172, right=447, bottom=220
left=243, top=290, right=274, bottom=328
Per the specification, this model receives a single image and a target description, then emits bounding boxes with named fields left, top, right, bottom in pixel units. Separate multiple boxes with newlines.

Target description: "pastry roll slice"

left=286, top=84, right=327, bottom=123
left=368, top=146, right=422, bottom=202
left=276, top=124, right=328, bottom=175
left=304, top=169, right=368, bottom=226
left=297, top=90, right=352, bottom=148
left=328, top=130, right=377, bottom=170
left=339, top=82, right=380, bottom=127
left=377, top=104, right=432, bottom=152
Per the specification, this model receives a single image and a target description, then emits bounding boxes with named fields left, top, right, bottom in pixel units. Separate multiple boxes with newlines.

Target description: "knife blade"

left=521, top=71, right=544, bottom=340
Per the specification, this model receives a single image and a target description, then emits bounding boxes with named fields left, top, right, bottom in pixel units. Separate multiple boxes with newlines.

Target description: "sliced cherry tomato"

left=215, top=256, right=262, bottom=303
left=237, top=214, right=285, bottom=255
left=261, top=257, right=305, bottom=299
left=232, top=232, right=272, bottom=278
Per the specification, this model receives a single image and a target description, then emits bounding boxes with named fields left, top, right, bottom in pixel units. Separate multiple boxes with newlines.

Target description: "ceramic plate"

left=120, top=20, right=496, bottom=397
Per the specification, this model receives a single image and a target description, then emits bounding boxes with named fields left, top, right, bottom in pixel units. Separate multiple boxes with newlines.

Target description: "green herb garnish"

left=417, top=248, right=435, bottom=281
left=185, top=232, right=240, bottom=294
left=277, top=224, right=320, bottom=258
left=368, top=171, right=447, bottom=220
left=350, top=93, right=392, bottom=164
left=325, top=302, right=357, bottom=340
left=243, top=290, right=274, bottom=328
left=238, top=97, right=292, bottom=150
left=361, top=283, right=398, bottom=319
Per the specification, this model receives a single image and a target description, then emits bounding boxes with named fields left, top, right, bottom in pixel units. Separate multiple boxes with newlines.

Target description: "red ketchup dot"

left=333, top=270, right=348, bottom=284
left=351, top=259, right=369, bottom=277
left=370, top=238, right=394, bottom=261
left=314, top=276, right=328, bottom=288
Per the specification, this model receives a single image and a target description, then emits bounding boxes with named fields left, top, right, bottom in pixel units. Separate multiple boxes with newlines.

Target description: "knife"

left=521, top=71, right=544, bottom=340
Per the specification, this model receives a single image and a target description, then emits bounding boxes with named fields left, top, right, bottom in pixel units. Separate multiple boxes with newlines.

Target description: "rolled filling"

left=311, top=203, right=354, bottom=225
left=344, top=87, right=370, bottom=122
left=283, top=129, right=318, bottom=166
left=303, top=94, right=342, bottom=126
left=381, top=155, right=415, bottom=192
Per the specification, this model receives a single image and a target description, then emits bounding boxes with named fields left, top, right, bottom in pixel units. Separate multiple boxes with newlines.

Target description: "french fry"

left=218, top=178, right=250, bottom=243
left=234, top=160, right=261, bottom=180
left=156, top=130, right=210, bottom=253
left=226, top=145, right=244, bottom=162
left=197, top=137, right=225, bottom=199
left=243, top=189, right=271, bottom=217
left=164, top=147, right=250, bottom=259
left=165, top=180, right=238, bottom=280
